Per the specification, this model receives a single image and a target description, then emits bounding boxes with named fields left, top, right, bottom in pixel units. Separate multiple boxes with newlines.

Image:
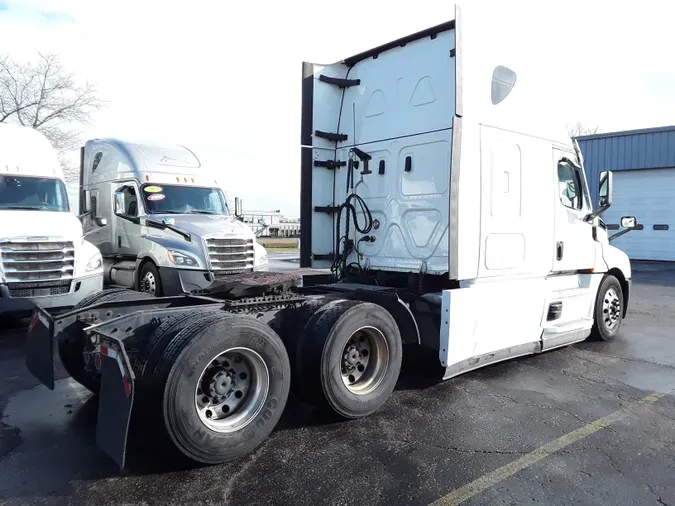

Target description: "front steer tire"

left=154, top=313, right=291, bottom=465
left=590, top=274, right=624, bottom=341
left=297, top=299, right=403, bottom=419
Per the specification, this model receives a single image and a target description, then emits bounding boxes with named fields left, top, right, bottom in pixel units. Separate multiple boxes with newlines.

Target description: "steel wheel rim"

left=603, top=287, right=621, bottom=331
left=142, top=272, right=156, bottom=294
left=340, top=326, right=389, bottom=395
left=194, top=347, right=269, bottom=433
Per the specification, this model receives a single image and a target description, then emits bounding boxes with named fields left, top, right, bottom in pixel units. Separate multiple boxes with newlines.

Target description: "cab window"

left=557, top=161, right=583, bottom=210
left=114, top=184, right=141, bottom=218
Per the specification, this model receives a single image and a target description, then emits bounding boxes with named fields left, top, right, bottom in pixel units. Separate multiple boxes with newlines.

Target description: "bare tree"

left=567, top=121, right=600, bottom=137
left=0, top=52, right=105, bottom=179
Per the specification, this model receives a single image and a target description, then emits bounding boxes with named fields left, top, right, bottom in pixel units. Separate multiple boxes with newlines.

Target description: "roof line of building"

left=575, top=124, right=675, bottom=141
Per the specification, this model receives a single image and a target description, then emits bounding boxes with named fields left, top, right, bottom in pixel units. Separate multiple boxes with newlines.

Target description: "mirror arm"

left=77, top=210, right=91, bottom=220
left=609, top=228, right=634, bottom=243
left=585, top=205, right=609, bottom=222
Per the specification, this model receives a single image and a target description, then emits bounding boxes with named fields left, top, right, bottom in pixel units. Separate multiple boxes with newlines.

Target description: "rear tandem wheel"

left=151, top=312, right=291, bottom=465
left=295, top=299, right=403, bottom=419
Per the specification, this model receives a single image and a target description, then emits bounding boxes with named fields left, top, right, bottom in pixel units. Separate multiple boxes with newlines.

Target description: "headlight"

left=167, top=250, right=199, bottom=266
left=85, top=253, right=102, bottom=272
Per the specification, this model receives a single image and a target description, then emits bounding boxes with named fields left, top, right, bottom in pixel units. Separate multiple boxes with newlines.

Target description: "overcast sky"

left=1, top=0, right=673, bottom=217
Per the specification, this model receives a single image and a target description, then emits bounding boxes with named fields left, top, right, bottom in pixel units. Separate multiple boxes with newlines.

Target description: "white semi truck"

left=77, top=138, right=268, bottom=296
left=0, top=123, right=103, bottom=315
left=25, top=6, right=636, bottom=470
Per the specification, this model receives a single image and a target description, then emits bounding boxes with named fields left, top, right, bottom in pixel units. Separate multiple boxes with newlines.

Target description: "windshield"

left=141, top=184, right=229, bottom=215
left=0, top=175, right=70, bottom=212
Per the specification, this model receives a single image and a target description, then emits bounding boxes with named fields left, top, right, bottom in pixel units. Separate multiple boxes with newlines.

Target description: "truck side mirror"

left=621, top=216, right=636, bottom=229
left=609, top=215, right=639, bottom=242
left=586, top=170, right=613, bottom=222
left=234, top=197, right=243, bottom=218
left=598, top=170, right=613, bottom=208
left=94, top=216, right=108, bottom=227
left=83, top=190, right=91, bottom=213
left=114, top=191, right=125, bottom=215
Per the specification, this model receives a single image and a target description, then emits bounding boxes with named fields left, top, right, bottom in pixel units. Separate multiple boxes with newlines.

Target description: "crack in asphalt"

left=646, top=482, right=670, bottom=506
left=393, top=436, right=537, bottom=456
left=603, top=354, right=675, bottom=371
left=489, top=392, right=593, bottom=426
left=577, top=349, right=675, bottom=372
left=420, top=442, right=562, bottom=456
left=559, top=365, right=644, bottom=402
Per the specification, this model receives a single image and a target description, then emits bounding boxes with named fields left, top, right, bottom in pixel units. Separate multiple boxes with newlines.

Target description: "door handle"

left=556, top=241, right=564, bottom=261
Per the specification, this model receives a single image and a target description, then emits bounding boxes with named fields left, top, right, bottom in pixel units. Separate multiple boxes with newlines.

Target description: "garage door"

left=601, top=168, right=675, bottom=261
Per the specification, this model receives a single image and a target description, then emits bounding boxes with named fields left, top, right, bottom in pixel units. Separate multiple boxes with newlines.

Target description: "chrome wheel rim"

left=141, top=271, right=156, bottom=294
left=340, top=326, right=389, bottom=395
left=194, top=347, right=269, bottom=433
left=603, top=287, right=622, bottom=331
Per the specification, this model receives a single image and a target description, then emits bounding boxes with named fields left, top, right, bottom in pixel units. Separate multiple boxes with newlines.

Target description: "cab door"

left=552, top=149, right=596, bottom=272
left=112, top=181, right=144, bottom=258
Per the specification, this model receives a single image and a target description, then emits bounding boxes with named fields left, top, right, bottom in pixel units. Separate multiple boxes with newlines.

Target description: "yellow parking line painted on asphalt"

left=429, top=391, right=670, bottom=506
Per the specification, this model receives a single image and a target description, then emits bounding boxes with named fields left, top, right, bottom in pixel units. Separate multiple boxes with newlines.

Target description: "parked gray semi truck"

left=78, top=138, right=269, bottom=296
left=24, top=6, right=636, bottom=470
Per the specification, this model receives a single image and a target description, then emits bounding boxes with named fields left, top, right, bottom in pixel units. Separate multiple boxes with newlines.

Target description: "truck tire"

left=153, top=313, right=291, bottom=465
left=139, top=261, right=163, bottom=296
left=590, top=274, right=624, bottom=341
left=57, top=288, right=153, bottom=394
left=271, top=295, right=335, bottom=393
left=297, top=299, right=403, bottom=419
left=130, top=308, right=224, bottom=429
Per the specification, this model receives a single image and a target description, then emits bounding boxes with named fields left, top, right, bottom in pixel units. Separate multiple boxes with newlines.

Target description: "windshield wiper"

left=0, top=205, right=48, bottom=210
left=146, top=218, right=192, bottom=242
left=186, top=210, right=219, bottom=215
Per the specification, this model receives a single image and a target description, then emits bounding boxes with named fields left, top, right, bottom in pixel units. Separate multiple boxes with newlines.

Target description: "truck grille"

left=206, top=238, right=255, bottom=276
left=6, top=280, right=71, bottom=298
left=0, top=240, right=75, bottom=293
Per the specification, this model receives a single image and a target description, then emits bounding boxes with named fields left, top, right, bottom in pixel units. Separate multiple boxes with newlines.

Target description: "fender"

left=302, top=283, right=421, bottom=345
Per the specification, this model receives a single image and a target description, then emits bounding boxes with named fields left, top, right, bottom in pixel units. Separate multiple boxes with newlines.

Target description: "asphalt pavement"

left=1, top=259, right=675, bottom=505
left=266, top=251, right=300, bottom=272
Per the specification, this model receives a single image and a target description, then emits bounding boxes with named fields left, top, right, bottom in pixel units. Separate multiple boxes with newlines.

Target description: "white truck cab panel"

left=0, top=123, right=103, bottom=313
left=300, top=4, right=633, bottom=378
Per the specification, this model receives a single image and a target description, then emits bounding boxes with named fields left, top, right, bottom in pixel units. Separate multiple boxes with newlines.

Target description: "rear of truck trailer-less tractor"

left=25, top=273, right=410, bottom=468
left=24, top=6, right=635, bottom=470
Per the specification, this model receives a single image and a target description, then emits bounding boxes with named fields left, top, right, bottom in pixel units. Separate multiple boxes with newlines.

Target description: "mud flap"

left=25, top=308, right=55, bottom=390
left=95, top=335, right=135, bottom=470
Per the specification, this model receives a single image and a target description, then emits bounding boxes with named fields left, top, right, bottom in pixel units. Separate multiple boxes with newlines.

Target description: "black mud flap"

left=25, top=308, right=55, bottom=390
left=95, top=335, right=135, bottom=470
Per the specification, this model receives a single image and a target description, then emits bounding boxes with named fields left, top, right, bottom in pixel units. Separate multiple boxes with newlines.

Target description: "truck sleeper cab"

left=0, top=123, right=103, bottom=316
left=24, top=5, right=635, bottom=471
left=79, top=139, right=268, bottom=296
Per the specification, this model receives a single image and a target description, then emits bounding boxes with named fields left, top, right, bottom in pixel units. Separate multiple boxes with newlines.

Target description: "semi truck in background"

left=25, top=5, right=638, bottom=471
left=78, top=138, right=268, bottom=296
left=0, top=123, right=103, bottom=315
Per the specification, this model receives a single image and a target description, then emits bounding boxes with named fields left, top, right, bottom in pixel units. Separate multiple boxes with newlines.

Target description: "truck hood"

left=147, top=214, right=254, bottom=240
left=0, top=210, right=83, bottom=242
